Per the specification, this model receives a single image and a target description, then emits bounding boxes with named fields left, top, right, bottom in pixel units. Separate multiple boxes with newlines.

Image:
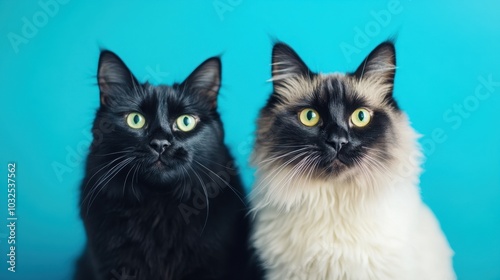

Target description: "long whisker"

left=187, top=165, right=209, bottom=235
left=83, top=155, right=129, bottom=193
left=131, top=162, right=141, bottom=202
left=193, top=159, right=245, bottom=205
left=83, top=157, right=134, bottom=214
left=123, top=162, right=137, bottom=197
left=250, top=151, right=308, bottom=201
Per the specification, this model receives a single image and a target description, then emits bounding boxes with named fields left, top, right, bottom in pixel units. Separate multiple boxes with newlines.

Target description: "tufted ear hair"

left=97, top=50, right=140, bottom=106
left=270, top=42, right=312, bottom=88
left=180, top=57, right=221, bottom=109
left=353, top=41, right=396, bottom=96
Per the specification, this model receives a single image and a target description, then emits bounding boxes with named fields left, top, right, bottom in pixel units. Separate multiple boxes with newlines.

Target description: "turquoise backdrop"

left=1, top=1, right=499, bottom=279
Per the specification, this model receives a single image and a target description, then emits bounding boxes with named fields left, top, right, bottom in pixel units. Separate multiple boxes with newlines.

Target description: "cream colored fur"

left=250, top=105, right=456, bottom=280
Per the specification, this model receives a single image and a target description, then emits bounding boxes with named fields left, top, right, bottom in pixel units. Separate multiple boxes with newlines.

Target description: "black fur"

left=75, top=51, right=261, bottom=280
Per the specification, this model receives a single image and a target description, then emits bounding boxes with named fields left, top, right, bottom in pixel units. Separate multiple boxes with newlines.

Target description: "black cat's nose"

left=326, top=135, right=349, bottom=152
left=150, top=139, right=171, bottom=154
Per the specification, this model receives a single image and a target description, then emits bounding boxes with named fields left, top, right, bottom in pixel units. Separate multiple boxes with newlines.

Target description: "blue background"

left=1, top=1, right=499, bottom=279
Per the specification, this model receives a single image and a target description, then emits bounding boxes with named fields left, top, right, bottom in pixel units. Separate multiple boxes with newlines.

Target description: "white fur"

left=250, top=114, right=456, bottom=280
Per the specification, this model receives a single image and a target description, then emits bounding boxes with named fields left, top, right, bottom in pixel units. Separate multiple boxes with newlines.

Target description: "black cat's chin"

left=141, top=161, right=188, bottom=188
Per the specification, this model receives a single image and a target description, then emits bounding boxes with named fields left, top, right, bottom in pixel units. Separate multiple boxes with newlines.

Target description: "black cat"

left=75, top=51, right=260, bottom=280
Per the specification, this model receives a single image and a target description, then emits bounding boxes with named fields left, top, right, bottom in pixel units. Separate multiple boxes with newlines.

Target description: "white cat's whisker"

left=251, top=151, right=308, bottom=202
left=256, top=146, right=311, bottom=167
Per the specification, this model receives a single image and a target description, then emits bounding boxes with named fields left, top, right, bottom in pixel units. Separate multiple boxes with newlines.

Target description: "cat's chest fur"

left=86, top=183, right=231, bottom=278
left=251, top=178, right=455, bottom=280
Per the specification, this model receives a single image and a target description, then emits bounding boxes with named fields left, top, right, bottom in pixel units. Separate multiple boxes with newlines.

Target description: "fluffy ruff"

left=250, top=114, right=456, bottom=280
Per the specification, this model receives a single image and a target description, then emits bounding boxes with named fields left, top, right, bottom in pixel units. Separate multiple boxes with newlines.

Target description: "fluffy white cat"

left=250, top=41, right=455, bottom=280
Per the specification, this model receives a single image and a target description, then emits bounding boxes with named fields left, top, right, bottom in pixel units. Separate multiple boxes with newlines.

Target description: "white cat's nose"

left=150, top=139, right=171, bottom=154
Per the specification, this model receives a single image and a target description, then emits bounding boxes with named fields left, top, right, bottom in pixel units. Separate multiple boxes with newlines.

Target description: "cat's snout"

left=150, top=139, right=171, bottom=154
left=326, top=135, right=348, bottom=152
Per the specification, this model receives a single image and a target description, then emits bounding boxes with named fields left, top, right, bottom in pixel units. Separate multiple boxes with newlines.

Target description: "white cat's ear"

left=353, top=41, right=396, bottom=90
left=271, top=42, right=312, bottom=87
left=97, top=50, right=139, bottom=106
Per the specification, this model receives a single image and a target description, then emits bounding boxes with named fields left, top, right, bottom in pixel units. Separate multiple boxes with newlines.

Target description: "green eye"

left=351, top=108, right=371, bottom=127
left=299, top=108, right=320, bottom=127
left=176, top=115, right=197, bottom=132
left=126, top=112, right=146, bottom=129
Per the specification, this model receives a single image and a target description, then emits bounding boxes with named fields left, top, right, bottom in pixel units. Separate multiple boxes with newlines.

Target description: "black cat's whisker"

left=81, top=155, right=129, bottom=207
left=93, top=149, right=135, bottom=157
left=193, top=159, right=245, bottom=205
left=84, top=157, right=135, bottom=214
left=130, top=162, right=141, bottom=202
left=86, top=157, right=134, bottom=209
left=196, top=155, right=236, bottom=170
left=83, top=155, right=129, bottom=193
left=187, top=165, right=210, bottom=235
left=122, top=162, right=137, bottom=197
left=179, top=166, right=190, bottom=200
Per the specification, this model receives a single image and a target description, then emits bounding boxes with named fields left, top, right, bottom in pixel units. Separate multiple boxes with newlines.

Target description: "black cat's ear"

left=353, top=41, right=396, bottom=92
left=271, top=42, right=312, bottom=90
left=97, top=50, right=139, bottom=106
left=180, top=57, right=221, bottom=108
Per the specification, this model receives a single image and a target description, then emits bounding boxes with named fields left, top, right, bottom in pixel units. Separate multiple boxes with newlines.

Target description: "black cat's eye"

left=126, top=112, right=146, bottom=129
left=174, top=114, right=198, bottom=132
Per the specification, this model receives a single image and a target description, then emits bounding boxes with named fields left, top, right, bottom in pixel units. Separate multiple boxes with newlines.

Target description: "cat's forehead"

left=275, top=73, right=390, bottom=109
left=317, top=74, right=387, bottom=108
left=145, top=84, right=177, bottom=96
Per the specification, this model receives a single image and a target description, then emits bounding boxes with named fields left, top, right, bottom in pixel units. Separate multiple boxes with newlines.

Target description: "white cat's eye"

left=175, top=114, right=198, bottom=132
left=126, top=112, right=146, bottom=129
left=351, top=108, right=371, bottom=127
left=299, top=108, right=320, bottom=127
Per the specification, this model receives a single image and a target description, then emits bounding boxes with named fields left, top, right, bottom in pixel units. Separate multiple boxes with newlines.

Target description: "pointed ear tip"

left=98, top=50, right=121, bottom=66
left=99, top=49, right=114, bottom=58
left=272, top=42, right=290, bottom=53
left=201, top=57, right=221, bottom=69
left=378, top=41, right=396, bottom=53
